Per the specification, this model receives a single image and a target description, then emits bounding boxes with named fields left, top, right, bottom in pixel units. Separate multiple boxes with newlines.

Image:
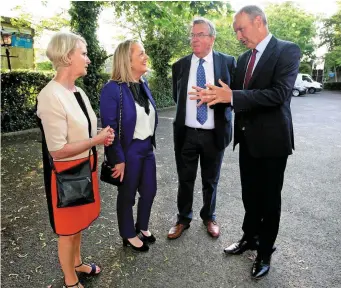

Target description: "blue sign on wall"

left=328, top=72, right=335, bottom=78
left=11, top=34, right=33, bottom=49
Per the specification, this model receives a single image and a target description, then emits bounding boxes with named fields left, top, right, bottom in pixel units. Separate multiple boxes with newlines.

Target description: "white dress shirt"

left=186, top=51, right=215, bottom=129
left=251, top=33, right=273, bottom=74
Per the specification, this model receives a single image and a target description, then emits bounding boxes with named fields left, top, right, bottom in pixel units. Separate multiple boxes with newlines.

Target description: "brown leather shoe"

left=167, top=223, right=190, bottom=239
left=205, top=220, right=220, bottom=238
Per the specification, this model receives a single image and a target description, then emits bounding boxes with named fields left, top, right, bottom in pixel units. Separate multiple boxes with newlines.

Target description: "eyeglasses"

left=189, top=33, right=211, bottom=39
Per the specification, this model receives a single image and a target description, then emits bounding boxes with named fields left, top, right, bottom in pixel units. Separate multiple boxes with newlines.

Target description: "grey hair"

left=191, top=17, right=216, bottom=37
left=236, top=5, right=268, bottom=26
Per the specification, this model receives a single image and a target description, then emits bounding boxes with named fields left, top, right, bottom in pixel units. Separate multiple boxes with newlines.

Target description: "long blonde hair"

left=111, top=39, right=141, bottom=83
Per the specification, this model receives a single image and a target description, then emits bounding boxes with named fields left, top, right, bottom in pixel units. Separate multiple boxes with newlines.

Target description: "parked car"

left=295, top=73, right=323, bottom=94
left=292, top=83, right=308, bottom=97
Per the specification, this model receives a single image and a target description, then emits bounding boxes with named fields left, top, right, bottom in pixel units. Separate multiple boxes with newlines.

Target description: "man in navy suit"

left=168, top=18, right=236, bottom=240
left=189, top=6, right=300, bottom=279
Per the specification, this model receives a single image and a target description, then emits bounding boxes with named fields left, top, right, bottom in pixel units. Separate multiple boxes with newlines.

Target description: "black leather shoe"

left=122, top=238, right=149, bottom=252
left=251, top=255, right=271, bottom=280
left=138, top=231, right=156, bottom=243
left=224, top=238, right=258, bottom=255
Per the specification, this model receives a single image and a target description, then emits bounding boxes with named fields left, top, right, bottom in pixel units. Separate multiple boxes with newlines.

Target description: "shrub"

left=323, top=82, right=341, bottom=91
left=1, top=70, right=54, bottom=133
left=147, top=75, right=174, bottom=108
left=1, top=70, right=174, bottom=133
left=1, top=70, right=111, bottom=133
left=36, top=61, right=53, bottom=71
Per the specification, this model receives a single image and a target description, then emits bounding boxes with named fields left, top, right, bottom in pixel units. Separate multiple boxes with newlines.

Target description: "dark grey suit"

left=232, top=36, right=301, bottom=256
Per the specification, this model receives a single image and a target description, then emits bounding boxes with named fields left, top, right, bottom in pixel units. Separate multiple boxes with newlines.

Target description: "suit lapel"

left=248, top=36, right=277, bottom=88
left=242, top=50, right=252, bottom=78
left=236, top=51, right=251, bottom=89
left=213, top=51, right=221, bottom=86
left=178, top=55, right=192, bottom=113
left=181, top=55, right=191, bottom=93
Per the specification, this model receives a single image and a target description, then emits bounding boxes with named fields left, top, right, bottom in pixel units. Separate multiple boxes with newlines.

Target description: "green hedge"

left=1, top=71, right=54, bottom=133
left=1, top=70, right=110, bottom=133
left=147, top=74, right=174, bottom=108
left=324, top=82, right=341, bottom=91
left=1, top=70, right=174, bottom=133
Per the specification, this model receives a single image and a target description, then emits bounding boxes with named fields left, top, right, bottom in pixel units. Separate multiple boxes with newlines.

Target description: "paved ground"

left=1, top=90, right=341, bottom=288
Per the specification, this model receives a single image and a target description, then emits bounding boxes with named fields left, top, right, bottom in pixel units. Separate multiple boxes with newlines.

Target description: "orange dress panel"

left=51, top=154, right=100, bottom=235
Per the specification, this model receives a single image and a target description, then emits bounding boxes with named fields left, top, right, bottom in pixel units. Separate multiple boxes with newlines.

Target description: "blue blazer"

left=100, top=80, right=158, bottom=165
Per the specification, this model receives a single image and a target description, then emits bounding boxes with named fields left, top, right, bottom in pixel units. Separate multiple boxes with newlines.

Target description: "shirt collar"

left=255, top=33, right=272, bottom=54
left=192, top=50, right=213, bottom=64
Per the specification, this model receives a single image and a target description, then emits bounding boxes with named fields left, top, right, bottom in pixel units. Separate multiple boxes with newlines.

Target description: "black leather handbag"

left=52, top=91, right=97, bottom=208
left=100, top=83, right=124, bottom=186
left=54, top=150, right=95, bottom=208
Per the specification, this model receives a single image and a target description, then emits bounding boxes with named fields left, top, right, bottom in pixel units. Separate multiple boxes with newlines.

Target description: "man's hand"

left=189, top=79, right=232, bottom=107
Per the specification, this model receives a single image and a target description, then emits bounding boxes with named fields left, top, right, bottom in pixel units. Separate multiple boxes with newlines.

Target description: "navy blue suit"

left=232, top=36, right=300, bottom=256
left=100, top=80, right=158, bottom=238
left=172, top=51, right=236, bottom=224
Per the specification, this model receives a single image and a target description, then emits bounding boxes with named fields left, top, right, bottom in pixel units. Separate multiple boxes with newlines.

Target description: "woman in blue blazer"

left=100, top=40, right=158, bottom=252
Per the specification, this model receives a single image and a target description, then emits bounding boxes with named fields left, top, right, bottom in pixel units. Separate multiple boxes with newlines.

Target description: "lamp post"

left=1, top=30, right=14, bottom=70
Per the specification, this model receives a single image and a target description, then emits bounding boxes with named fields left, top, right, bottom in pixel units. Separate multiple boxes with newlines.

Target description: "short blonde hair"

left=111, top=39, right=141, bottom=83
left=46, top=32, right=87, bottom=70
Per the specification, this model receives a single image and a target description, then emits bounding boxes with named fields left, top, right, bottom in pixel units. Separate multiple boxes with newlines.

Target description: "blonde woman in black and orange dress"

left=37, top=32, right=114, bottom=288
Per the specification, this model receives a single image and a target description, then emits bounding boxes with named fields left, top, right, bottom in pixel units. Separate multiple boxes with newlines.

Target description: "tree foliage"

left=9, top=2, right=69, bottom=37
left=265, top=1, right=317, bottom=61
left=111, top=1, right=238, bottom=106
left=112, top=1, right=232, bottom=78
left=320, top=0, right=341, bottom=70
left=69, top=1, right=108, bottom=112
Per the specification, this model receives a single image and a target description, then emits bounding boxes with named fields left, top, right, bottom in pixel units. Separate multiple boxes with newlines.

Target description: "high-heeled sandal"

left=122, top=238, right=149, bottom=252
left=75, top=262, right=100, bottom=276
left=136, top=227, right=156, bottom=243
left=63, top=280, right=81, bottom=288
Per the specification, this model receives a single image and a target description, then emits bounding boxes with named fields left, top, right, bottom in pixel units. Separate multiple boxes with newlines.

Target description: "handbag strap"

left=74, top=91, right=97, bottom=172
left=118, top=83, right=123, bottom=140
left=104, top=82, right=123, bottom=163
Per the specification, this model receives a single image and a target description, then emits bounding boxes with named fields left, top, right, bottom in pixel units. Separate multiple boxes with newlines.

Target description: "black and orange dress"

left=37, top=80, right=100, bottom=236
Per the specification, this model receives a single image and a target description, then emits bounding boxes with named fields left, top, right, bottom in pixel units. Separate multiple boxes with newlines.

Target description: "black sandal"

left=63, top=281, right=81, bottom=288
left=75, top=262, right=100, bottom=276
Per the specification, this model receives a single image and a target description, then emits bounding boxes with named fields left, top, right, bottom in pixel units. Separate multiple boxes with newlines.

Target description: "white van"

left=295, top=73, right=323, bottom=94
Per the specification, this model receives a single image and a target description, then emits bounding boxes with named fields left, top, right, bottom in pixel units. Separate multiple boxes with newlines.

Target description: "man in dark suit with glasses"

left=168, top=18, right=236, bottom=240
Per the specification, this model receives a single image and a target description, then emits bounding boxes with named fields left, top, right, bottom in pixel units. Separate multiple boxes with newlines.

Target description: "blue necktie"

left=196, top=58, right=207, bottom=125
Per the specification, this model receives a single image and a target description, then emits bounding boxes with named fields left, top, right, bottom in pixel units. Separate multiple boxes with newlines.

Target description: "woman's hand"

left=112, top=162, right=125, bottom=182
left=94, top=126, right=114, bottom=146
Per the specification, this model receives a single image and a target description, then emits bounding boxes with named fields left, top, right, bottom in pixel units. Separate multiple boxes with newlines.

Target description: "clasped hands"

left=189, top=79, right=232, bottom=107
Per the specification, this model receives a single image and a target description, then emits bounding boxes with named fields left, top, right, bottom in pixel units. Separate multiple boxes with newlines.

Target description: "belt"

left=185, top=126, right=213, bottom=132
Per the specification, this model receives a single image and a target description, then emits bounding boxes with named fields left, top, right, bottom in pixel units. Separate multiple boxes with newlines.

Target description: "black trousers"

left=239, top=135, right=288, bottom=257
left=175, top=127, right=224, bottom=225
